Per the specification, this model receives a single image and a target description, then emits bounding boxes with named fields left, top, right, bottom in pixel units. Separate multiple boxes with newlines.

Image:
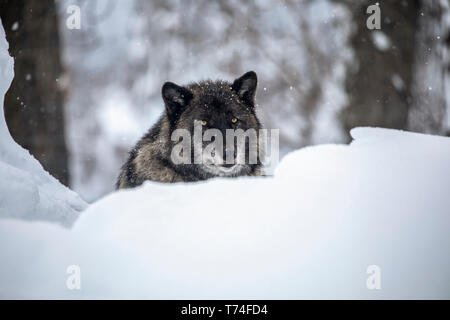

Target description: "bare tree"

left=0, top=0, right=69, bottom=185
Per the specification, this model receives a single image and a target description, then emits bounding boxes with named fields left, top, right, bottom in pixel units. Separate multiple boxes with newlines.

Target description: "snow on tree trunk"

left=0, top=21, right=87, bottom=227
left=0, top=0, right=70, bottom=185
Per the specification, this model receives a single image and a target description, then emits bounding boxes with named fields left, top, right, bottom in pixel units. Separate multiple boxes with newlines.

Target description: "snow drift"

left=0, top=126, right=449, bottom=299
left=1, top=22, right=450, bottom=299
left=0, top=24, right=87, bottom=227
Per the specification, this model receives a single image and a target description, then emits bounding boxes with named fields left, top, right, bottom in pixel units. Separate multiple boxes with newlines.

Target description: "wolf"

left=116, top=71, right=264, bottom=189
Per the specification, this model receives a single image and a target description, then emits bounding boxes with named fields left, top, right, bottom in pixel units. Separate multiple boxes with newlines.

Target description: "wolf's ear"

left=162, top=82, right=193, bottom=120
left=232, top=71, right=257, bottom=107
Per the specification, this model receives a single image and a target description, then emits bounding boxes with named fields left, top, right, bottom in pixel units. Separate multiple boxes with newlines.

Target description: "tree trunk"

left=0, top=0, right=69, bottom=185
left=341, top=0, right=421, bottom=140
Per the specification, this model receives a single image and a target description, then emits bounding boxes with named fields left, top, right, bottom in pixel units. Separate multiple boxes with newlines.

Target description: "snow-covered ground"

left=1, top=21, right=450, bottom=299
left=1, top=125, right=449, bottom=299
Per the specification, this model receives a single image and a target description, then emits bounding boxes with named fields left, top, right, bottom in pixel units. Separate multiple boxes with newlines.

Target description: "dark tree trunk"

left=340, top=0, right=421, bottom=140
left=0, top=0, right=69, bottom=185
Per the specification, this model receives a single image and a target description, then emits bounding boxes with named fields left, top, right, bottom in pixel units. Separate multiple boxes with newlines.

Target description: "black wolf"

left=116, top=71, right=263, bottom=189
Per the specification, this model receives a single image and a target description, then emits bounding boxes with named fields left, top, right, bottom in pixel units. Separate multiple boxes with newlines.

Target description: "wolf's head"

left=161, top=71, right=263, bottom=178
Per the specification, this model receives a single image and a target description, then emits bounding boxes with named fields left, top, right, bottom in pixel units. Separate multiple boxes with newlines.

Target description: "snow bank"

left=1, top=125, right=449, bottom=299
left=0, top=24, right=87, bottom=227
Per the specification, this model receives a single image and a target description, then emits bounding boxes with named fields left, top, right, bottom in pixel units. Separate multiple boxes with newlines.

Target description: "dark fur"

left=116, top=71, right=263, bottom=189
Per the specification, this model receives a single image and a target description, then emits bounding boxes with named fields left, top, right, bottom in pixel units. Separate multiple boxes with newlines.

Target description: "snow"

left=11, top=22, right=18, bottom=31
left=391, top=74, right=405, bottom=91
left=371, top=31, right=391, bottom=51
left=1, top=123, right=450, bottom=298
left=0, top=24, right=87, bottom=227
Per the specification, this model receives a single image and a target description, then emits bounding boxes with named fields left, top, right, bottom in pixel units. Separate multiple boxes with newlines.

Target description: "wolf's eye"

left=201, top=120, right=207, bottom=126
left=231, top=117, right=238, bottom=124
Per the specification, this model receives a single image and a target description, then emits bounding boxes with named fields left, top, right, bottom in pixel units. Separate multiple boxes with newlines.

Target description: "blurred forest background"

left=1, top=0, right=449, bottom=202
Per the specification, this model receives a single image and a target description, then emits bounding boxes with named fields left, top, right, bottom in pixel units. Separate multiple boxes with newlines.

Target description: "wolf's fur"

left=116, top=71, right=263, bottom=189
